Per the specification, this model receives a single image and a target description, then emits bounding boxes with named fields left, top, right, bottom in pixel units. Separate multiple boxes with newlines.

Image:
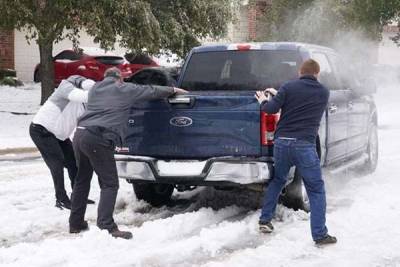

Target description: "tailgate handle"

left=168, top=97, right=192, bottom=104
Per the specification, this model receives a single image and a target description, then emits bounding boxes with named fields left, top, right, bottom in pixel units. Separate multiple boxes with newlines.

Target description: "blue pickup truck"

left=115, top=42, right=378, bottom=210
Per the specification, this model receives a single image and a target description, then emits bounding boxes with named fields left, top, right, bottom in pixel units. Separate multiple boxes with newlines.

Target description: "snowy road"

left=1, top=85, right=400, bottom=266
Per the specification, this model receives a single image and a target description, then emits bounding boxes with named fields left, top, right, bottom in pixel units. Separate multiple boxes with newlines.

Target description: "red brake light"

left=261, top=112, right=279, bottom=145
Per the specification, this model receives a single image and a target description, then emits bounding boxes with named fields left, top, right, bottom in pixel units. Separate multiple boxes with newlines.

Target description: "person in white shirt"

left=29, top=76, right=95, bottom=209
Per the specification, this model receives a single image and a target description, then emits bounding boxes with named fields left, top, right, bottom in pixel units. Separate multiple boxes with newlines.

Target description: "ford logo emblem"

left=170, top=117, right=193, bottom=127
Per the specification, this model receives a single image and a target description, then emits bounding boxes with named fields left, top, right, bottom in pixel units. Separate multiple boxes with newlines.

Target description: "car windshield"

left=181, top=50, right=302, bottom=91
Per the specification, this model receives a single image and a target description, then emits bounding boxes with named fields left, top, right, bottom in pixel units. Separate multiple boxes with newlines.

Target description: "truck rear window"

left=181, top=50, right=302, bottom=91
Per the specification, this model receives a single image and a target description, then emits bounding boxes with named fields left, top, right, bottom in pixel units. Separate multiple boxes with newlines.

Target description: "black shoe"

left=55, top=198, right=71, bottom=210
left=109, top=227, right=133, bottom=240
left=87, top=199, right=95, bottom=204
left=259, top=221, right=274, bottom=233
left=69, top=221, right=89, bottom=234
left=315, top=234, right=337, bottom=246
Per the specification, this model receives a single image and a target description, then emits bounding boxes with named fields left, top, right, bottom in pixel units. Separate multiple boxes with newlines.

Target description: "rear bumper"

left=115, top=155, right=273, bottom=185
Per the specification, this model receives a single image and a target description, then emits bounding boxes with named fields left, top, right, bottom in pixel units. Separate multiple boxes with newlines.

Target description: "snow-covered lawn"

left=0, top=82, right=399, bottom=266
left=0, top=83, right=40, bottom=149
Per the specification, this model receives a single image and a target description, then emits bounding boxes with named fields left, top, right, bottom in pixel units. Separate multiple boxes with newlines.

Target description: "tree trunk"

left=38, top=38, right=55, bottom=105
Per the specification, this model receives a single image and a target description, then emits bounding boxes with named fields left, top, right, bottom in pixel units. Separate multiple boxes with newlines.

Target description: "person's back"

left=33, top=75, right=94, bottom=140
left=272, top=75, right=330, bottom=142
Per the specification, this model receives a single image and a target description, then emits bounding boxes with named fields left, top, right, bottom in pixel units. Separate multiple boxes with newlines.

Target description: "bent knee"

left=271, top=175, right=288, bottom=186
left=99, top=179, right=119, bottom=190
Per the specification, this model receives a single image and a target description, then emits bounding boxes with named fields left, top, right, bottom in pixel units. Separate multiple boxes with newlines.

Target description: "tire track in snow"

left=0, top=160, right=252, bottom=251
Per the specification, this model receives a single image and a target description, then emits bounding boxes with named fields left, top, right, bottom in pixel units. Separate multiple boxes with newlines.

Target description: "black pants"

left=29, top=123, right=77, bottom=201
left=69, top=128, right=119, bottom=231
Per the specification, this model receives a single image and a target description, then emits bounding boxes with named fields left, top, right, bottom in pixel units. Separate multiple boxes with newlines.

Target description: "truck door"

left=312, top=52, right=349, bottom=163
left=329, top=54, right=370, bottom=156
left=347, top=92, right=370, bottom=154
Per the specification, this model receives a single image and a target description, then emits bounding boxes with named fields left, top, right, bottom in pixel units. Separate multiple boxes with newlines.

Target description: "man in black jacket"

left=255, top=59, right=337, bottom=246
left=69, top=67, right=187, bottom=239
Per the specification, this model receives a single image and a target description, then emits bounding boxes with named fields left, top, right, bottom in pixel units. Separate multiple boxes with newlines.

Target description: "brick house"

left=380, top=24, right=400, bottom=65
left=0, top=30, right=14, bottom=70
left=227, top=0, right=270, bottom=42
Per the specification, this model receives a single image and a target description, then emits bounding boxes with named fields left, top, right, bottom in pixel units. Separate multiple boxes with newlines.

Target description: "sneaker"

left=259, top=221, right=274, bottom=233
left=87, top=199, right=95, bottom=204
left=109, top=227, right=133, bottom=240
left=69, top=221, right=89, bottom=234
left=55, top=198, right=71, bottom=210
left=315, top=234, right=337, bottom=246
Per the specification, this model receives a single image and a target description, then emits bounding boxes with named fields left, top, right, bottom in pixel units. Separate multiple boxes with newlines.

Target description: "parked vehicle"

left=124, top=66, right=180, bottom=86
left=33, top=47, right=158, bottom=85
left=123, top=53, right=159, bottom=74
left=116, top=42, right=378, bottom=210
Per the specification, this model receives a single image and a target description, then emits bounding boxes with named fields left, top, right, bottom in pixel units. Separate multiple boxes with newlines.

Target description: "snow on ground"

left=0, top=83, right=40, bottom=149
left=0, top=81, right=400, bottom=266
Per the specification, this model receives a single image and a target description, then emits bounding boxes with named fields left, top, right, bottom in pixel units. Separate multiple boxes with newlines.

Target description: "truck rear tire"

left=133, top=183, right=174, bottom=207
left=280, top=170, right=310, bottom=212
left=364, top=123, right=378, bottom=173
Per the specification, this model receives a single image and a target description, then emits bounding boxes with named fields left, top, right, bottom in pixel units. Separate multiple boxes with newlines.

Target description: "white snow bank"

left=0, top=83, right=40, bottom=149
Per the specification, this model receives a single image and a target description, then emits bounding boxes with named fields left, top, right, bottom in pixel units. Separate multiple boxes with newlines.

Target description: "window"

left=312, top=53, right=339, bottom=90
left=129, top=70, right=153, bottom=84
left=181, top=50, right=302, bottom=91
left=151, top=72, right=169, bottom=86
left=328, top=53, right=359, bottom=90
left=127, top=69, right=175, bottom=86
left=54, top=50, right=82, bottom=61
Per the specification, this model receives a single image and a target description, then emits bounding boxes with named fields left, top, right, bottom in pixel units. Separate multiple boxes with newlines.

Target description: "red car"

left=34, top=47, right=158, bottom=85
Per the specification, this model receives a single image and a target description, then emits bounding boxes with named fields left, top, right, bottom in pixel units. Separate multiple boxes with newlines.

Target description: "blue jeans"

left=259, top=138, right=328, bottom=240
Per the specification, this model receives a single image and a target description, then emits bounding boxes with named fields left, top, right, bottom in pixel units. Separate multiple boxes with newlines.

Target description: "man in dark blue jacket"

left=255, top=59, right=337, bottom=246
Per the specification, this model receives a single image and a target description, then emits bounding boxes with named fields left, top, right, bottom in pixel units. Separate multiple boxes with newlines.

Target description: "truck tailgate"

left=123, top=93, right=261, bottom=159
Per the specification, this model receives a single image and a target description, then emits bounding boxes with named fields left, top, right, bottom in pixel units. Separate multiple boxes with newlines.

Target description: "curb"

left=0, top=147, right=38, bottom=155
left=0, top=147, right=40, bottom=161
